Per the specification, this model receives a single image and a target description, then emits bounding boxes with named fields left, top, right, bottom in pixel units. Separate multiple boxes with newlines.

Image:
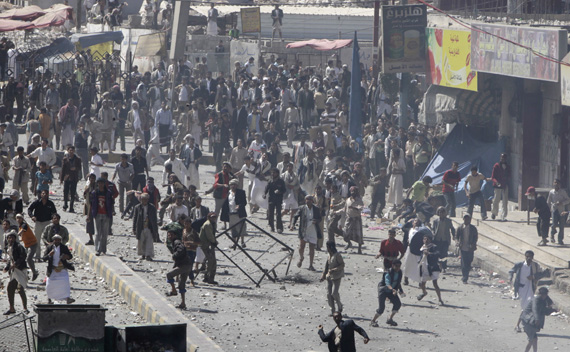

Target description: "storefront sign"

left=427, top=28, right=478, bottom=91
left=471, top=24, right=567, bottom=82
left=381, top=4, right=427, bottom=73
left=240, top=7, right=261, bottom=33
left=560, top=52, right=570, bottom=106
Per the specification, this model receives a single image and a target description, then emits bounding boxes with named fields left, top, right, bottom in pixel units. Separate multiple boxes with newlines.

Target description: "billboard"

left=381, top=4, right=427, bottom=73
left=560, top=52, right=570, bottom=106
left=240, top=7, right=261, bottom=33
left=427, top=28, right=478, bottom=91
left=471, top=24, right=567, bottom=82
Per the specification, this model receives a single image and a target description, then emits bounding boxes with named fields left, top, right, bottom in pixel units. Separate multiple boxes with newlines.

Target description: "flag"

left=349, top=31, right=363, bottom=142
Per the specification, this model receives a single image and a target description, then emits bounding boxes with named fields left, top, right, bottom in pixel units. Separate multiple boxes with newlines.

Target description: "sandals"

left=386, top=319, right=398, bottom=326
left=417, top=293, right=427, bottom=301
left=3, top=310, right=15, bottom=315
left=297, top=258, right=304, bottom=268
left=308, top=265, right=316, bottom=271
left=515, top=326, right=521, bottom=333
left=369, top=321, right=379, bottom=327
left=176, top=304, right=186, bottom=310
left=166, top=291, right=178, bottom=297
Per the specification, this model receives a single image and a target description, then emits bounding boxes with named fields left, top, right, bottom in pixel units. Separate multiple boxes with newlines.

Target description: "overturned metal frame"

left=215, top=218, right=294, bottom=287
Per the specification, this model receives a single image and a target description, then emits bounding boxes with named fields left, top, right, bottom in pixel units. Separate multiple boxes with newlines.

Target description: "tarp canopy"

left=0, top=18, right=32, bottom=32
left=422, top=124, right=505, bottom=207
left=0, top=5, right=44, bottom=20
left=70, top=31, right=124, bottom=49
left=32, top=37, right=75, bottom=64
left=31, top=8, right=68, bottom=28
left=286, top=39, right=353, bottom=51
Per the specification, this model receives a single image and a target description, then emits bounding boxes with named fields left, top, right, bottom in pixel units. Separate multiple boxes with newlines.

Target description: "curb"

left=67, top=225, right=224, bottom=352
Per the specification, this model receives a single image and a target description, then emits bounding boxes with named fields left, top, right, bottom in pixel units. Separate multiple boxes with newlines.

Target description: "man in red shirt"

left=376, top=228, right=405, bottom=270
left=212, top=162, right=235, bottom=227
left=491, top=153, right=510, bottom=221
left=442, top=161, right=461, bottom=217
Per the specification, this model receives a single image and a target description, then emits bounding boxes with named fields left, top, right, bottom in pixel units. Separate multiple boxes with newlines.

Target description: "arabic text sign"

left=427, top=28, right=477, bottom=91
left=241, top=7, right=261, bottom=33
left=381, top=4, right=427, bottom=74
left=230, top=40, right=259, bottom=76
left=471, top=24, right=567, bottom=82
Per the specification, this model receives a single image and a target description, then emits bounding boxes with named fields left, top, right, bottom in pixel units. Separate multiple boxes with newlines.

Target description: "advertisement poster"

left=471, top=24, right=567, bottom=82
left=381, top=4, right=427, bottom=73
left=240, top=7, right=261, bottom=33
left=427, top=28, right=478, bottom=91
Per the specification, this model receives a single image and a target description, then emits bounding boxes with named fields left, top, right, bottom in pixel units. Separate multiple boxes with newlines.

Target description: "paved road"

left=3, top=135, right=570, bottom=351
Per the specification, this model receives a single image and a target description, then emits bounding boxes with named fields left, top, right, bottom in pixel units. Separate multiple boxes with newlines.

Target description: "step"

left=452, top=218, right=568, bottom=270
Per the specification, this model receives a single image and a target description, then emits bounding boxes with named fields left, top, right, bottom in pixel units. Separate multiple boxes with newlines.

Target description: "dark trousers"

left=132, top=174, right=146, bottom=191
left=460, top=250, right=474, bottom=282
left=166, top=264, right=192, bottom=294
left=414, top=162, right=428, bottom=182
left=187, top=250, right=196, bottom=281
left=7, top=278, right=27, bottom=309
left=144, top=130, right=151, bottom=149
left=537, top=216, right=550, bottom=240
left=443, top=192, right=456, bottom=217
left=63, top=180, right=77, bottom=209
left=213, top=144, right=223, bottom=172
left=376, top=288, right=401, bottom=315
left=369, top=188, right=386, bottom=218
left=202, top=245, right=217, bottom=282
left=404, top=157, right=414, bottom=188
left=551, top=209, right=567, bottom=242
left=467, top=191, right=487, bottom=218
left=268, top=202, right=283, bottom=232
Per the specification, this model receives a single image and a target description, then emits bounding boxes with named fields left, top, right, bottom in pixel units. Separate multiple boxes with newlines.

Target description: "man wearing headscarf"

left=3, top=231, right=28, bottom=315
left=42, top=234, right=75, bottom=304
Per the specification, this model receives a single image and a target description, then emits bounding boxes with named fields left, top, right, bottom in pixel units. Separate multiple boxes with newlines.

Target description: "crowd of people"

left=0, top=4, right=563, bottom=350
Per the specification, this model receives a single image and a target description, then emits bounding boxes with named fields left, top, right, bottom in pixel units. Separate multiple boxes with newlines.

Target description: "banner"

left=561, top=52, right=570, bottom=106
left=230, top=40, right=259, bottom=76
left=427, top=28, right=478, bottom=91
left=381, top=4, right=427, bottom=73
left=471, top=24, right=567, bottom=82
left=240, top=7, right=261, bottom=33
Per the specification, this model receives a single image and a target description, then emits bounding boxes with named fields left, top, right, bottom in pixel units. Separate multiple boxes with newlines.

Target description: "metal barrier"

left=0, top=312, right=35, bottom=352
left=215, top=218, right=295, bottom=287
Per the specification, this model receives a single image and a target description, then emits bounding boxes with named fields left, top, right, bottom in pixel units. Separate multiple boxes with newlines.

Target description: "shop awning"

left=286, top=39, right=353, bottom=51
left=419, top=81, right=501, bottom=127
left=70, top=31, right=124, bottom=49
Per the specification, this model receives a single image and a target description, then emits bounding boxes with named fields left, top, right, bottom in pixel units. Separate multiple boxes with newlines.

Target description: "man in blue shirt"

left=35, top=161, right=53, bottom=197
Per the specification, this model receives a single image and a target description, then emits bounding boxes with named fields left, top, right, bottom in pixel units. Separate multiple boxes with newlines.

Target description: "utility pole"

left=76, top=0, right=83, bottom=33
left=169, top=0, right=191, bottom=111
left=373, top=0, right=380, bottom=78
left=399, top=0, right=410, bottom=129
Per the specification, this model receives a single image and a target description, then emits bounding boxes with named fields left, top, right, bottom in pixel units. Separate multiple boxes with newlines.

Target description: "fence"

left=0, top=312, right=35, bottom=352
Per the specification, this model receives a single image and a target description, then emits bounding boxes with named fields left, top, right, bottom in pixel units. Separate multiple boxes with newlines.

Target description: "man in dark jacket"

left=43, top=234, right=75, bottom=304
left=264, top=168, right=286, bottom=233
left=318, top=311, right=369, bottom=352
left=166, top=231, right=192, bottom=309
left=221, top=179, right=247, bottom=247
left=211, top=162, right=235, bottom=224
left=3, top=231, right=28, bottom=315
left=0, top=189, right=23, bottom=226
left=232, top=99, right=248, bottom=147
left=526, top=186, right=551, bottom=247
left=521, top=287, right=556, bottom=352
left=60, top=145, right=82, bottom=212
left=133, top=193, right=159, bottom=260
left=491, top=153, right=510, bottom=221
left=89, top=178, right=114, bottom=256
left=454, top=214, right=478, bottom=284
